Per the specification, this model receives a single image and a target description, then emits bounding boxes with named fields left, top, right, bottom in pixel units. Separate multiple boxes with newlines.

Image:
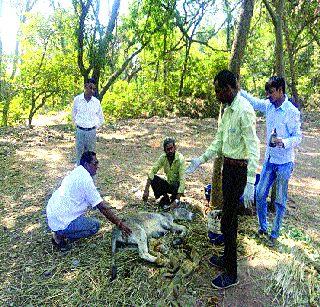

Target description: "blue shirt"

left=241, top=90, right=302, bottom=165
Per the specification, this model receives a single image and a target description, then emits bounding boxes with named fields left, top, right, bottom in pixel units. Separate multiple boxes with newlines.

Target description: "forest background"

left=1, top=0, right=320, bottom=127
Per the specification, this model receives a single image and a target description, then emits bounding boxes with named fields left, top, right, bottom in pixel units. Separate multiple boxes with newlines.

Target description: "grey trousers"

left=75, top=128, right=97, bottom=165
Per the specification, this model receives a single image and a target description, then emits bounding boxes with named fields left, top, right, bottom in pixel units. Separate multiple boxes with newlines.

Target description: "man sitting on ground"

left=46, top=151, right=131, bottom=250
left=142, top=137, right=186, bottom=209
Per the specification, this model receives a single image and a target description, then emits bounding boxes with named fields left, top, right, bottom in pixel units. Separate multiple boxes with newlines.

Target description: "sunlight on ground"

left=2, top=216, right=16, bottom=229
left=103, top=195, right=127, bottom=209
left=242, top=236, right=278, bottom=269
left=300, top=151, right=320, bottom=157
left=290, top=177, right=320, bottom=196
left=16, top=147, right=64, bottom=163
left=21, top=205, right=40, bottom=214
left=23, top=222, right=41, bottom=234
left=63, top=271, right=79, bottom=282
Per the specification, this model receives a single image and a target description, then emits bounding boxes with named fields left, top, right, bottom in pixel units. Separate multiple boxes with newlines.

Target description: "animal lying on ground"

left=111, top=207, right=194, bottom=280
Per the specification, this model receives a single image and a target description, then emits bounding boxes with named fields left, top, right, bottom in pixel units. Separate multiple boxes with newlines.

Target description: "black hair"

left=163, top=137, right=175, bottom=150
left=214, top=69, right=238, bottom=89
left=80, top=151, right=96, bottom=166
left=85, top=78, right=96, bottom=85
left=265, top=76, right=286, bottom=94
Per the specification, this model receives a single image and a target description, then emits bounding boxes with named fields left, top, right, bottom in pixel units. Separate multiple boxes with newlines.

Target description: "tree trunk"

left=229, top=0, right=255, bottom=76
left=263, top=0, right=285, bottom=77
left=210, top=0, right=255, bottom=211
left=283, top=17, right=300, bottom=108
left=178, top=42, right=191, bottom=97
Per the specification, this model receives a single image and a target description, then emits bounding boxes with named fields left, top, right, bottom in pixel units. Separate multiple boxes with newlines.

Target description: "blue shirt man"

left=241, top=76, right=302, bottom=246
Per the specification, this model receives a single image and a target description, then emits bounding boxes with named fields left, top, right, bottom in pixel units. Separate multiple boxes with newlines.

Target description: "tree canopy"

left=0, top=0, right=320, bottom=126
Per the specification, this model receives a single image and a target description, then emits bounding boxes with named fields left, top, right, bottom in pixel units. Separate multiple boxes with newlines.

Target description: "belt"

left=224, top=156, right=248, bottom=167
left=77, top=125, right=96, bottom=131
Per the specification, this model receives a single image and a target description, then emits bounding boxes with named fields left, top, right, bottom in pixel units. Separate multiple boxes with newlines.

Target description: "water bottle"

left=269, top=128, right=277, bottom=147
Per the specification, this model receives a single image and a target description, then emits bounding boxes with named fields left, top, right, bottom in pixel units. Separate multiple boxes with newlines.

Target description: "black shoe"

left=51, top=237, right=70, bottom=252
left=208, top=231, right=221, bottom=241
left=209, top=255, right=225, bottom=269
left=159, top=195, right=170, bottom=207
left=258, top=229, right=268, bottom=236
left=211, top=273, right=239, bottom=290
left=211, top=234, right=225, bottom=246
left=267, top=236, right=277, bottom=247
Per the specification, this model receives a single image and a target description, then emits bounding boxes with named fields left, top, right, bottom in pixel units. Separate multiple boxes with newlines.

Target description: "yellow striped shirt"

left=199, top=94, right=260, bottom=184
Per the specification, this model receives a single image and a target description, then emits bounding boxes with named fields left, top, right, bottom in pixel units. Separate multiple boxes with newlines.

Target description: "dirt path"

left=0, top=114, right=319, bottom=306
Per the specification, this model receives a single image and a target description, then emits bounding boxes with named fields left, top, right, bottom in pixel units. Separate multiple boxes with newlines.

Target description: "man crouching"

left=46, top=151, right=131, bottom=251
left=142, top=137, right=186, bottom=209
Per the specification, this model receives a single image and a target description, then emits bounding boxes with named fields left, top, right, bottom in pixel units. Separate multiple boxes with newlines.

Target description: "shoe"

left=258, top=229, right=268, bottom=237
left=51, top=238, right=71, bottom=252
left=210, top=234, right=225, bottom=246
left=208, top=231, right=221, bottom=241
left=209, top=255, right=225, bottom=269
left=159, top=195, right=170, bottom=207
left=267, top=236, right=276, bottom=247
left=211, top=273, right=239, bottom=290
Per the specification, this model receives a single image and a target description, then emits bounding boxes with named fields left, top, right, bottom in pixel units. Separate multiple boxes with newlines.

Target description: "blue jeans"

left=56, top=215, right=100, bottom=240
left=256, top=160, right=293, bottom=239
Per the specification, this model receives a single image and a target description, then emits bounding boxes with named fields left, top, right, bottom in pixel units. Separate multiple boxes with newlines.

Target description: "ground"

left=0, top=113, right=319, bottom=306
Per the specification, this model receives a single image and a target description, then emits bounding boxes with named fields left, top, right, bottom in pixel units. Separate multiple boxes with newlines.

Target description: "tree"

left=17, top=11, right=78, bottom=126
left=1, top=0, right=37, bottom=126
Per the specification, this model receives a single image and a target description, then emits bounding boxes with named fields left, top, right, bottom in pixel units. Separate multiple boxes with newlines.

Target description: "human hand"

left=185, top=157, right=202, bottom=174
left=118, top=221, right=132, bottom=237
left=274, top=137, right=284, bottom=148
left=243, top=182, right=255, bottom=208
left=170, top=199, right=181, bottom=209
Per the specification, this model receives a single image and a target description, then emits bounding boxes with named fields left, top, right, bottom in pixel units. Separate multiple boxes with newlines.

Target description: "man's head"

left=84, top=78, right=96, bottom=99
left=80, top=151, right=99, bottom=177
left=213, top=70, right=239, bottom=105
left=163, top=137, right=176, bottom=159
left=265, top=76, right=285, bottom=105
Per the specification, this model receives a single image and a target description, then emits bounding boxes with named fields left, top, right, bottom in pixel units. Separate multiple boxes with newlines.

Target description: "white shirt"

left=72, top=93, right=105, bottom=128
left=46, top=166, right=103, bottom=231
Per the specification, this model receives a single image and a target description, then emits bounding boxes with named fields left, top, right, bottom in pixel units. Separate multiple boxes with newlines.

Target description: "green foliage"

left=2, top=0, right=320, bottom=126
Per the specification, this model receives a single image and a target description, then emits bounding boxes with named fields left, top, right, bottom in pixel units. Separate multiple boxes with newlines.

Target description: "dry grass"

left=0, top=115, right=319, bottom=306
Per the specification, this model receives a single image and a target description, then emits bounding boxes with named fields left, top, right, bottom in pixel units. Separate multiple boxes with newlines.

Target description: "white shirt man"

left=47, top=151, right=131, bottom=250
left=72, top=78, right=105, bottom=165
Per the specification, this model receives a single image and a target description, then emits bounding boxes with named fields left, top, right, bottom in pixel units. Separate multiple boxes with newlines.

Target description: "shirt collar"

left=275, top=94, right=289, bottom=111
left=229, top=92, right=241, bottom=111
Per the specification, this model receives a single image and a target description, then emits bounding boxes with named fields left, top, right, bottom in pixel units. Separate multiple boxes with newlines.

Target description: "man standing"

left=241, top=76, right=302, bottom=247
left=142, top=137, right=186, bottom=210
left=72, top=78, right=105, bottom=165
left=186, top=70, right=260, bottom=289
left=47, top=151, right=131, bottom=250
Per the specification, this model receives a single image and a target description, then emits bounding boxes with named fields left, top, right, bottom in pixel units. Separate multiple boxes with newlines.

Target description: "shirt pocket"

left=227, top=126, right=241, bottom=147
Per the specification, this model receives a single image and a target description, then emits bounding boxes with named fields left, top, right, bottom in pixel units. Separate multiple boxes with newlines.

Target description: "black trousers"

left=150, top=175, right=179, bottom=200
left=221, top=162, right=247, bottom=278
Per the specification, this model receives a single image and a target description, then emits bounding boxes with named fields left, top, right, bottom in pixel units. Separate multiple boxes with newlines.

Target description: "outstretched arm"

left=240, top=89, right=269, bottom=114
left=97, top=201, right=131, bottom=236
